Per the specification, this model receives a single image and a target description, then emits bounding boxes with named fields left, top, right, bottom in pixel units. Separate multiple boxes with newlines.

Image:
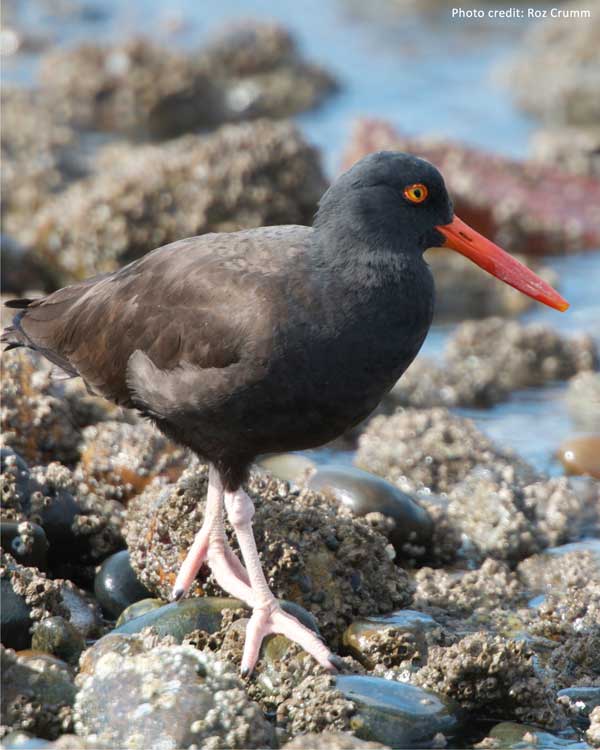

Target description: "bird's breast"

left=269, top=264, right=434, bottom=423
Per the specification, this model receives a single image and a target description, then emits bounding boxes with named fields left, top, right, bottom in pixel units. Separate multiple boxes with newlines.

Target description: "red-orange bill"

left=435, top=215, right=569, bottom=312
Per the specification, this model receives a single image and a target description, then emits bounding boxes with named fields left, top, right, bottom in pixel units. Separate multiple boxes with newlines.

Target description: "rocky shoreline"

left=1, top=4, right=599, bottom=749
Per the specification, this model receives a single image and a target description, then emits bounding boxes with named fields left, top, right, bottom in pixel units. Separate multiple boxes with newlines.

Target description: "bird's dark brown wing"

left=5, top=226, right=313, bottom=410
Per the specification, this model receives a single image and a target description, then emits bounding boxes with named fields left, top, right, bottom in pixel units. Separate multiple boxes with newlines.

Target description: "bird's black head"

left=315, top=151, right=454, bottom=256
left=313, top=150, right=569, bottom=311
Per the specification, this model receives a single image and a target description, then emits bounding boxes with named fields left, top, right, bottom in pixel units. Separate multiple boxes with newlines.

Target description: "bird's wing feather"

left=6, top=227, right=313, bottom=408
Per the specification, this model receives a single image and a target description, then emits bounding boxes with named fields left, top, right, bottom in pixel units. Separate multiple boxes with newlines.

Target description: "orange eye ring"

left=403, top=183, right=428, bottom=204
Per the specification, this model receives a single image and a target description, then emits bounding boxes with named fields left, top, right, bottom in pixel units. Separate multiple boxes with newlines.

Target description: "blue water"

left=4, top=0, right=538, bottom=168
left=4, top=0, right=599, bottom=473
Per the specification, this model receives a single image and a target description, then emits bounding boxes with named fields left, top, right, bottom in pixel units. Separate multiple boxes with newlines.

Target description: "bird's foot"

left=240, top=598, right=337, bottom=677
left=171, top=528, right=251, bottom=602
left=172, top=525, right=210, bottom=601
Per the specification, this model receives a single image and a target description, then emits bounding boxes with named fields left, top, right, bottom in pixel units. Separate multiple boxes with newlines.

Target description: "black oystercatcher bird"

left=2, top=152, right=568, bottom=674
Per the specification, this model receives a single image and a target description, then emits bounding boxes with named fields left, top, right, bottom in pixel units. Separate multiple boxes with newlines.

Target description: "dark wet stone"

left=308, top=466, right=433, bottom=557
left=112, top=596, right=245, bottom=641
left=94, top=550, right=152, bottom=619
left=34, top=492, right=80, bottom=556
left=1, top=578, right=32, bottom=650
left=559, top=436, right=600, bottom=479
left=336, top=674, right=460, bottom=748
left=487, top=721, right=590, bottom=749
left=115, top=597, right=165, bottom=628
left=1, top=645, right=76, bottom=740
left=1, top=453, right=80, bottom=554
left=342, top=610, right=440, bottom=670
left=1, top=521, right=48, bottom=569
left=59, top=585, right=102, bottom=640
left=258, top=453, right=317, bottom=484
left=2, top=444, right=125, bottom=574
left=31, top=616, right=86, bottom=666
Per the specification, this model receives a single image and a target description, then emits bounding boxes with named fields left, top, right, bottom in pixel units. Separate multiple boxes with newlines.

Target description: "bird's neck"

left=312, top=212, right=426, bottom=291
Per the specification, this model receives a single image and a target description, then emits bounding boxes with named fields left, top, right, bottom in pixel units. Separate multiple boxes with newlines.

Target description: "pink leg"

left=172, top=466, right=252, bottom=602
left=224, top=486, right=336, bottom=676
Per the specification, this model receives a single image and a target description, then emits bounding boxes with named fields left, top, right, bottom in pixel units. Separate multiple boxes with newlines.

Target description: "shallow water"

left=441, top=251, right=600, bottom=473
left=4, top=0, right=599, bottom=473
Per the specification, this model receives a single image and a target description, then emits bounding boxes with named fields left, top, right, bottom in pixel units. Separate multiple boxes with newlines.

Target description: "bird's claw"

left=240, top=602, right=336, bottom=677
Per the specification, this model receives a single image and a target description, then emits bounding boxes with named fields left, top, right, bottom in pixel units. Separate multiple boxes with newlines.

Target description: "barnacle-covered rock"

left=517, top=539, right=600, bottom=595
left=125, top=466, right=413, bottom=646
left=38, top=38, right=222, bottom=138
left=0, top=645, right=76, bottom=740
left=531, top=126, right=600, bottom=177
left=306, top=465, right=433, bottom=562
left=414, top=633, right=563, bottom=728
left=21, top=120, right=326, bottom=285
left=446, top=473, right=599, bottom=564
left=357, top=409, right=598, bottom=563
left=342, top=609, right=445, bottom=673
left=444, top=318, right=597, bottom=390
left=1, top=233, right=56, bottom=296
left=2, top=456, right=126, bottom=572
left=528, top=575, right=600, bottom=641
left=588, top=706, right=600, bottom=748
left=389, top=319, right=597, bottom=409
left=413, top=558, right=524, bottom=622
left=387, top=356, right=505, bottom=410
left=1, top=351, right=82, bottom=466
left=79, top=420, right=188, bottom=499
left=38, top=24, right=335, bottom=138
left=196, top=21, right=336, bottom=121
left=74, top=644, right=275, bottom=749
left=0, top=551, right=102, bottom=650
left=1, top=88, right=83, bottom=245
left=546, top=625, right=600, bottom=689
left=506, top=2, right=600, bottom=126
left=356, top=408, right=535, bottom=495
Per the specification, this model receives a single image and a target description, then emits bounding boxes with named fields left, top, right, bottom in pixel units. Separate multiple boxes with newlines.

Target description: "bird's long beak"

left=435, top=215, right=569, bottom=312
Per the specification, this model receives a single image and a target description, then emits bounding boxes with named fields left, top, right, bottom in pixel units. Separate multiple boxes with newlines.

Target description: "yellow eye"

left=403, top=183, right=428, bottom=204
